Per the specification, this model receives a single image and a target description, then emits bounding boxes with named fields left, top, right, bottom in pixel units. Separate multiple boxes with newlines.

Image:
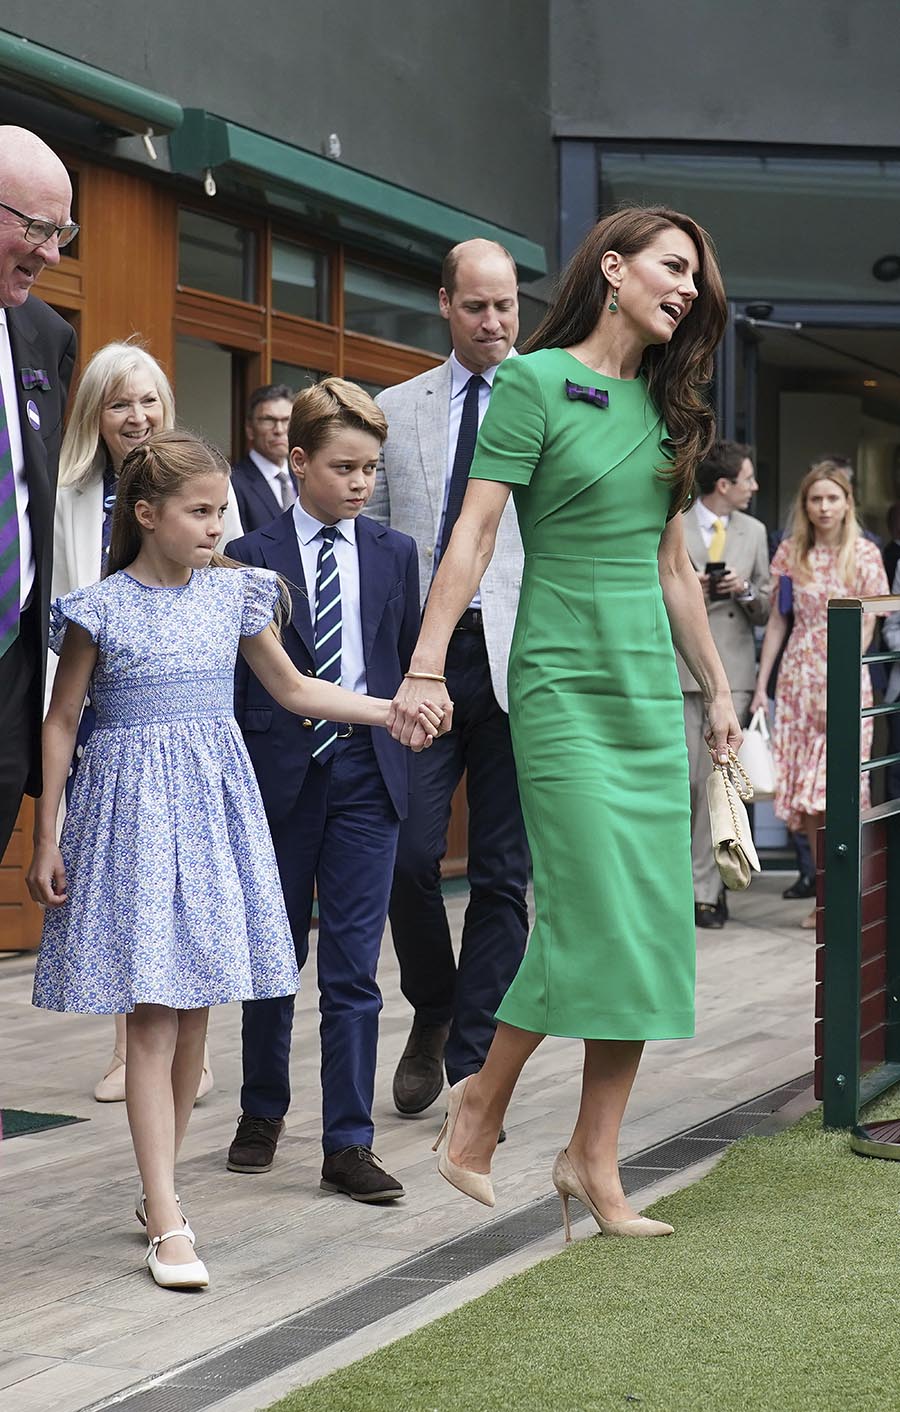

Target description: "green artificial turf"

left=269, top=1088, right=900, bottom=1412
left=0, top=1108, right=82, bottom=1138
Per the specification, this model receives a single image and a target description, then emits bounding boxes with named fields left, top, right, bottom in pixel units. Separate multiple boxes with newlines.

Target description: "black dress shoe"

left=392, top=1020, right=451, bottom=1115
left=227, top=1114, right=285, bottom=1173
left=695, top=900, right=725, bottom=929
left=783, top=874, right=816, bottom=900
left=320, top=1146, right=405, bottom=1202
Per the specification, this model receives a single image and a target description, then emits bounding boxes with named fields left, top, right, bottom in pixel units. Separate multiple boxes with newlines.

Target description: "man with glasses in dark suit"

left=0, top=126, right=77, bottom=859
left=232, top=384, right=297, bottom=532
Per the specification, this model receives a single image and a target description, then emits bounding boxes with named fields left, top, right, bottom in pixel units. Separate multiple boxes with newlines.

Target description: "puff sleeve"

left=239, top=567, right=281, bottom=637
left=469, top=356, right=547, bottom=488
left=49, top=586, right=104, bottom=654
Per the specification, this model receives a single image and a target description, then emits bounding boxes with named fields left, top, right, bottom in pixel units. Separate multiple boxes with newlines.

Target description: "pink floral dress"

left=771, top=537, right=889, bottom=831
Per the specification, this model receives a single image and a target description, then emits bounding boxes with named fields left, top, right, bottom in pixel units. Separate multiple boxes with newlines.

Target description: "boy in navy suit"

left=226, top=378, right=421, bottom=1201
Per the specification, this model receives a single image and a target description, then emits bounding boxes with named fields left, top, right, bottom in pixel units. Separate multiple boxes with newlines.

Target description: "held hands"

left=704, top=694, right=744, bottom=765
left=407, top=699, right=448, bottom=752
left=27, top=841, right=68, bottom=908
left=389, top=675, right=454, bottom=748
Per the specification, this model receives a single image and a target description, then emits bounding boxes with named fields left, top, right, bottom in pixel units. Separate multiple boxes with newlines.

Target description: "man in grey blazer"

left=677, top=442, right=771, bottom=928
left=369, top=238, right=529, bottom=1117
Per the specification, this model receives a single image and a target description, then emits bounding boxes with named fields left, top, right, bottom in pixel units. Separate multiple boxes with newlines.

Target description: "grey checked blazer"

left=676, top=503, right=772, bottom=694
left=369, top=358, right=523, bottom=712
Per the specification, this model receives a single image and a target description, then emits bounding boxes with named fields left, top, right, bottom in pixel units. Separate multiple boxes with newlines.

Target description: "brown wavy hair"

left=106, top=429, right=289, bottom=625
left=522, top=206, right=727, bottom=513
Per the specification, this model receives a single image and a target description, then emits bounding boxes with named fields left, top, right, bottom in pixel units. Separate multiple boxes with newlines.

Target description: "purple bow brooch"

left=564, top=378, right=608, bottom=409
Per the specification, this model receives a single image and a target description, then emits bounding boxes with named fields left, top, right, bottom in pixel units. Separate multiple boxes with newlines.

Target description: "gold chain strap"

left=724, top=749, right=754, bottom=801
left=714, top=750, right=754, bottom=844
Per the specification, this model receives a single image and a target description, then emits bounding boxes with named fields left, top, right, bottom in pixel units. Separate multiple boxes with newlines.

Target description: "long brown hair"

left=786, top=462, right=860, bottom=588
left=106, top=429, right=290, bottom=625
left=523, top=206, right=727, bottom=513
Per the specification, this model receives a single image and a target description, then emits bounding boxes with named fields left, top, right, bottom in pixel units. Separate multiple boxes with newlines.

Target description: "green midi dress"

left=468, top=348, right=695, bottom=1041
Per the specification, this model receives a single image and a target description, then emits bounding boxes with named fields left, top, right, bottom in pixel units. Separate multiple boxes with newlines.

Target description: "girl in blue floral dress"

left=27, top=429, right=440, bottom=1291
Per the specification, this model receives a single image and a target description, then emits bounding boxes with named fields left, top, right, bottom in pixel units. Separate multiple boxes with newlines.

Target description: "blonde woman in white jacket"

left=52, top=341, right=238, bottom=1101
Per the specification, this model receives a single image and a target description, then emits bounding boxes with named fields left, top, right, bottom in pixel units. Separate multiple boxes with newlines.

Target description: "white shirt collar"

left=696, top=497, right=730, bottom=531
left=292, top=498, right=357, bottom=547
left=449, top=347, right=517, bottom=399
left=249, top=447, right=288, bottom=477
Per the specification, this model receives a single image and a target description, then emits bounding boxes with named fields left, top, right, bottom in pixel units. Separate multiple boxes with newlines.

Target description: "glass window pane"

left=178, top=209, right=257, bottom=302
left=599, top=152, right=900, bottom=302
left=270, top=362, right=325, bottom=396
left=344, top=263, right=447, bottom=354
left=272, top=241, right=329, bottom=320
left=175, top=336, right=233, bottom=457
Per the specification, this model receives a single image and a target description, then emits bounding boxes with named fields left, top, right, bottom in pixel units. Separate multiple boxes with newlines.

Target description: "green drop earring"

left=608, top=286, right=619, bottom=314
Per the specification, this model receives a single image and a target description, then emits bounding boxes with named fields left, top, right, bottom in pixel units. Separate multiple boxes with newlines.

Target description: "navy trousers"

left=389, top=626, right=530, bottom=1084
left=240, top=727, right=399, bottom=1155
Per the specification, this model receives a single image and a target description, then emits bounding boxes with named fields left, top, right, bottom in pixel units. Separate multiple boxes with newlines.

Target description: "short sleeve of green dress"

left=468, top=348, right=695, bottom=1041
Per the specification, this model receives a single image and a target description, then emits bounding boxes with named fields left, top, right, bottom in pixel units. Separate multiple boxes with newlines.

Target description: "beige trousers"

left=683, top=691, right=752, bottom=905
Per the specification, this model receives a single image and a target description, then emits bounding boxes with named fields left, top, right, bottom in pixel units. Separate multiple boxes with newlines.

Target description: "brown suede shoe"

left=392, top=1020, right=451, bottom=1115
left=320, top=1146, right=405, bottom=1202
left=226, top=1114, right=285, bottom=1173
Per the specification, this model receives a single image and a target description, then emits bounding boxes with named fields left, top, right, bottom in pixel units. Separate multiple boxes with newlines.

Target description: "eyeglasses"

left=0, top=199, right=80, bottom=249
left=254, top=415, right=290, bottom=429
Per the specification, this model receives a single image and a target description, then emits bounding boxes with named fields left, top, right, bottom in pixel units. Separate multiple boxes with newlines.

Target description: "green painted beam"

left=0, top=29, right=182, bottom=135
left=170, top=110, right=547, bottom=280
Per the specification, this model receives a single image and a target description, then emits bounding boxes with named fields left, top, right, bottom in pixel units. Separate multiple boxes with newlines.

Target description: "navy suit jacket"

left=227, top=510, right=420, bottom=823
left=231, top=456, right=284, bottom=534
left=7, top=296, right=77, bottom=795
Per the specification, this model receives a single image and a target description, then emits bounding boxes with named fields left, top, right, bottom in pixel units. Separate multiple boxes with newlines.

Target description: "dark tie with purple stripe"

left=0, top=371, right=20, bottom=660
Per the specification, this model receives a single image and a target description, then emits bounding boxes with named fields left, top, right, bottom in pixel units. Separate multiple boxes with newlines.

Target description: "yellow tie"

left=708, top=517, right=727, bottom=561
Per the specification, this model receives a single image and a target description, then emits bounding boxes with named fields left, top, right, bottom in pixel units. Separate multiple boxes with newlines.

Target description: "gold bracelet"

left=405, top=671, right=447, bottom=683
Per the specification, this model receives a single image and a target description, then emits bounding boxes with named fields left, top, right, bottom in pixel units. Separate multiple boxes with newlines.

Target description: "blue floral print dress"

left=32, top=566, right=300, bottom=1013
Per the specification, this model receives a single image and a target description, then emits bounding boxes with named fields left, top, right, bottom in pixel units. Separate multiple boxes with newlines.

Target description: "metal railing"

left=821, top=593, right=900, bottom=1128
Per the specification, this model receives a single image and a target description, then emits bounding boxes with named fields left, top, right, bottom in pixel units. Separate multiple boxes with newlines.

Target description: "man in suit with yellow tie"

left=677, top=442, right=771, bottom=928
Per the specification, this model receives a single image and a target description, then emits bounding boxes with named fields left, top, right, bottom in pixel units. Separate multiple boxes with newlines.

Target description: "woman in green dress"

left=390, top=207, right=739, bottom=1239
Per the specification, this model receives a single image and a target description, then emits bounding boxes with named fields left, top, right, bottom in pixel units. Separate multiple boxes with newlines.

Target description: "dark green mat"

left=0, top=1109, right=84, bottom=1138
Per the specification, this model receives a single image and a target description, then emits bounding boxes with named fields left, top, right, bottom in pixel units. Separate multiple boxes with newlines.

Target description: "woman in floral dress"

left=751, top=461, right=889, bottom=926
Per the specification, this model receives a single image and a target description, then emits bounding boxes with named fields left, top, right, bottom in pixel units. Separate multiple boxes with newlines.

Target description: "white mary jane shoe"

left=145, top=1229, right=209, bottom=1290
left=135, top=1190, right=195, bottom=1243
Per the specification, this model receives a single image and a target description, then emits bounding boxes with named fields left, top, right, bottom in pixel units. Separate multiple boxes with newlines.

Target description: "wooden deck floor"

left=0, top=872, right=815, bottom=1411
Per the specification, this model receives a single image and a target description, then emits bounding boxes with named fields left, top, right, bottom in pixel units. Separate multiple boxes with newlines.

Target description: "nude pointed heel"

left=559, top=1187, right=573, bottom=1243
left=432, top=1076, right=495, bottom=1208
left=551, top=1149, right=673, bottom=1239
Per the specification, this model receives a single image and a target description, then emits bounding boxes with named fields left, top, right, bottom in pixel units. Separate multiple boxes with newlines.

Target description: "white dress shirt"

left=0, top=309, right=33, bottom=608
left=250, top=448, right=296, bottom=508
left=292, top=500, right=367, bottom=695
left=436, top=349, right=517, bottom=609
left=694, top=497, right=730, bottom=551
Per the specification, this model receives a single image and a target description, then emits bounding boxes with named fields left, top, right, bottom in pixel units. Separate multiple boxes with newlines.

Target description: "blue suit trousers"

left=240, top=728, right=399, bottom=1155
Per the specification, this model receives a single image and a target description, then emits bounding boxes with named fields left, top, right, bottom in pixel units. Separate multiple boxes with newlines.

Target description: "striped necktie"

left=311, top=524, right=342, bottom=763
left=0, top=371, right=20, bottom=660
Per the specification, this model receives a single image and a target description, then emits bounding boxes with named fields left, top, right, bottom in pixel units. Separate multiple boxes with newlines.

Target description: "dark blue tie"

left=440, top=374, right=485, bottom=560
left=312, top=525, right=342, bottom=764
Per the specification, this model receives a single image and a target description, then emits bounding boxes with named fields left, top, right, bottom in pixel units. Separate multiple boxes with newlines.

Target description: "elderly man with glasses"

left=0, top=127, right=77, bottom=859
left=231, top=383, right=297, bottom=533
